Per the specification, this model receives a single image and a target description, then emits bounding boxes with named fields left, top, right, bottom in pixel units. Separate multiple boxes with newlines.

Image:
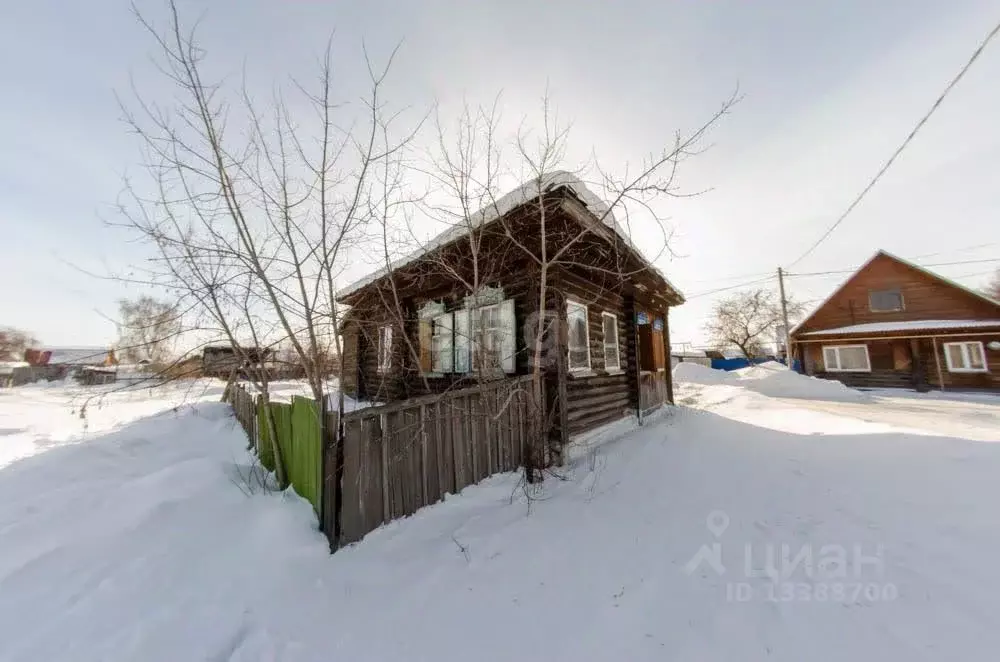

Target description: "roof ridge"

left=790, top=249, right=1000, bottom=335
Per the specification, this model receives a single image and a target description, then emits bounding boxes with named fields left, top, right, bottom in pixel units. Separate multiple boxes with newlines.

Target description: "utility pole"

left=777, top=267, right=794, bottom=370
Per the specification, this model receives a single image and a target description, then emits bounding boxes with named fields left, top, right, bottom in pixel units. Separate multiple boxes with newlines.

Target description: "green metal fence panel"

left=256, top=399, right=276, bottom=472
left=272, top=402, right=294, bottom=490
left=290, top=396, right=322, bottom=513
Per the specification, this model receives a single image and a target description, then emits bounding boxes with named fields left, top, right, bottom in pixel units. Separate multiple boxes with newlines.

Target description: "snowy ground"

left=1, top=369, right=999, bottom=661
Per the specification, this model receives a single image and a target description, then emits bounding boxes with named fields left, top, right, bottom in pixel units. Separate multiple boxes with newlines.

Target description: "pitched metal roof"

left=789, top=250, right=1000, bottom=336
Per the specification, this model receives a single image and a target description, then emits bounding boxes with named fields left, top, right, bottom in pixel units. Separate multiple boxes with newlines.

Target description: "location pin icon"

left=706, top=510, right=730, bottom=538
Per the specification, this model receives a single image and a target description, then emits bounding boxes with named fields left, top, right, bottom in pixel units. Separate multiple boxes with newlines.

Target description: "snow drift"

left=672, top=361, right=733, bottom=385
left=735, top=361, right=871, bottom=402
left=3, top=378, right=1000, bottom=660
left=674, top=360, right=869, bottom=402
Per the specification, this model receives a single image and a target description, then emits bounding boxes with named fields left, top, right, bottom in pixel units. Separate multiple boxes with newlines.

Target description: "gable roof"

left=336, top=171, right=683, bottom=301
left=789, top=249, right=1000, bottom=335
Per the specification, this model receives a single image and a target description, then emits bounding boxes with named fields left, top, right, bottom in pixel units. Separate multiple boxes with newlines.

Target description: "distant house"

left=44, top=347, right=113, bottom=367
left=202, top=345, right=275, bottom=379
left=790, top=250, right=1000, bottom=392
left=2, top=347, right=118, bottom=387
left=337, top=172, right=682, bottom=443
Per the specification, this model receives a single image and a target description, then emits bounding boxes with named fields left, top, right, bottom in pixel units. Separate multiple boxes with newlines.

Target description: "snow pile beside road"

left=672, top=362, right=732, bottom=385
left=673, top=360, right=868, bottom=403
left=735, top=361, right=870, bottom=402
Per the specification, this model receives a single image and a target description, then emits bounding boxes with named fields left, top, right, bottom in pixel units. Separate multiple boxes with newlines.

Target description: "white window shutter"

left=455, top=309, right=470, bottom=373
left=470, top=307, right=481, bottom=371
left=501, top=298, right=516, bottom=373
left=441, top=313, right=454, bottom=373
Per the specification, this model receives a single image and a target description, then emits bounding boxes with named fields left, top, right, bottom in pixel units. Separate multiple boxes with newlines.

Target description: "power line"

left=786, top=256, right=1000, bottom=278
left=684, top=257, right=997, bottom=300
left=683, top=270, right=777, bottom=285
left=907, top=242, right=999, bottom=260
left=686, top=275, right=776, bottom=299
left=786, top=18, right=1000, bottom=269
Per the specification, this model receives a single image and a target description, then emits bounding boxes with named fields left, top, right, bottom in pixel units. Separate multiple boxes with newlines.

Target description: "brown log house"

left=337, top=172, right=683, bottom=447
left=790, top=250, right=1000, bottom=392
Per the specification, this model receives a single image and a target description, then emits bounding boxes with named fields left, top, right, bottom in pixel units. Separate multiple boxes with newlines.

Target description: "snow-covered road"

left=1, top=371, right=999, bottom=661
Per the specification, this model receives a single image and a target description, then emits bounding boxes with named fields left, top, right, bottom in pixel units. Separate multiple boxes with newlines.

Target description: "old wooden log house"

left=338, top=172, right=683, bottom=457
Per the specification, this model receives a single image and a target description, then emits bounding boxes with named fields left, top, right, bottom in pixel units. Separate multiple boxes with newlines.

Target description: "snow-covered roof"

left=336, top=171, right=683, bottom=301
left=790, top=250, right=1000, bottom=336
left=45, top=347, right=110, bottom=366
left=800, top=319, right=1000, bottom=337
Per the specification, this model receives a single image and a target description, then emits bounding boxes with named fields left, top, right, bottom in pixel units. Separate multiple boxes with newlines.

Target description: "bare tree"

left=115, top=0, right=418, bottom=495
left=0, top=326, right=37, bottom=361
left=380, top=90, right=740, bottom=483
left=705, top=288, right=803, bottom=360
left=117, top=296, right=181, bottom=364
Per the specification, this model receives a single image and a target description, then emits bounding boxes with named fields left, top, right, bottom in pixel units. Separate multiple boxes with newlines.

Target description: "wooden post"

left=777, top=267, right=793, bottom=368
left=932, top=336, right=946, bottom=392
left=909, top=338, right=928, bottom=392
left=662, top=306, right=674, bottom=405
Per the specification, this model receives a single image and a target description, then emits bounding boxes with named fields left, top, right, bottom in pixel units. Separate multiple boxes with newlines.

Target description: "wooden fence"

left=227, top=386, right=327, bottom=515
left=226, top=375, right=536, bottom=549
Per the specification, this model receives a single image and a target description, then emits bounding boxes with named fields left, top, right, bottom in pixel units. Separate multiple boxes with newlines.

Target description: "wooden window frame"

left=431, top=312, right=453, bottom=374
left=868, top=288, right=905, bottom=313
left=470, top=303, right=501, bottom=373
left=601, top=311, right=621, bottom=372
left=377, top=326, right=393, bottom=373
left=566, top=299, right=591, bottom=373
left=943, top=341, right=988, bottom=373
left=822, top=344, right=871, bottom=372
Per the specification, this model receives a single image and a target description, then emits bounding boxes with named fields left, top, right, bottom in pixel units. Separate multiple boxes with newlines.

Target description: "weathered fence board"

left=229, top=375, right=536, bottom=550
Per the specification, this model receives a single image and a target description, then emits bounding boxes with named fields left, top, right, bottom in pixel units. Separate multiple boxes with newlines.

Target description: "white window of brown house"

left=822, top=344, right=870, bottom=372
left=567, top=300, right=591, bottom=372
left=869, top=288, right=904, bottom=312
left=943, top=341, right=987, bottom=373
left=431, top=313, right=453, bottom=373
left=377, top=326, right=393, bottom=373
left=602, top=312, right=620, bottom=371
left=470, top=299, right=515, bottom=373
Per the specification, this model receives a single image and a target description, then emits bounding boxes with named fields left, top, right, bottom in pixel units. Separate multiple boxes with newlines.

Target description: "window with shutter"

left=454, top=309, right=470, bottom=373
left=418, top=320, right=432, bottom=372
left=469, top=298, right=516, bottom=374
left=431, top=313, right=454, bottom=373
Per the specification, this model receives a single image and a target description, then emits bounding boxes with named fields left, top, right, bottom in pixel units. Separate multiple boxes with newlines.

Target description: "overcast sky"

left=2, top=0, right=998, bottom=348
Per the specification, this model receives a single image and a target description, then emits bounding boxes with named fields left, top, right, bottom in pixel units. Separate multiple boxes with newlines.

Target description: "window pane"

left=870, top=289, right=902, bottom=312
left=967, top=343, right=985, bottom=369
left=946, top=344, right=965, bottom=370
left=605, top=344, right=620, bottom=370
left=569, top=349, right=589, bottom=370
left=823, top=347, right=838, bottom=370
left=839, top=347, right=868, bottom=370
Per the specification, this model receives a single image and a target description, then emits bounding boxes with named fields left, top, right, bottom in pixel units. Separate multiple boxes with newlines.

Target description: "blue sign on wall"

left=636, top=311, right=649, bottom=324
left=653, top=318, right=664, bottom=331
